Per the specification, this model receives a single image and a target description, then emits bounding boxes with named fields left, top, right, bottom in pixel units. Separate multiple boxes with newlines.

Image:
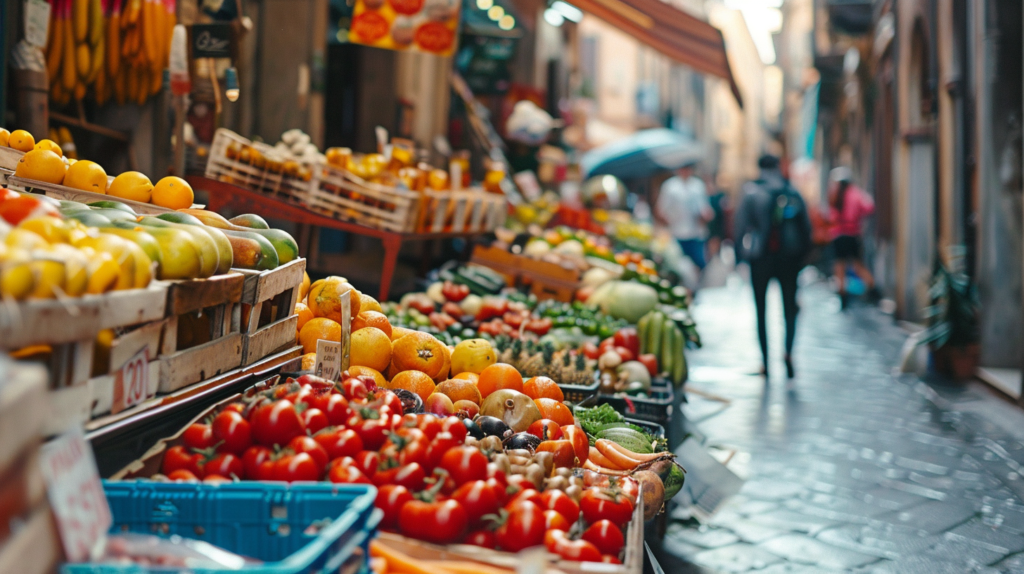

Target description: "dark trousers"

left=750, top=258, right=800, bottom=368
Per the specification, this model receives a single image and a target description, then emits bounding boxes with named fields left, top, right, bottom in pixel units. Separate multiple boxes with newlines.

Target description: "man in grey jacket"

left=734, top=155, right=812, bottom=379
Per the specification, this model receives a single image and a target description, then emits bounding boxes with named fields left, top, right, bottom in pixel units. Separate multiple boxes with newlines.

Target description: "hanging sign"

left=191, top=23, right=233, bottom=58
left=40, top=428, right=112, bottom=562
left=348, top=0, right=461, bottom=57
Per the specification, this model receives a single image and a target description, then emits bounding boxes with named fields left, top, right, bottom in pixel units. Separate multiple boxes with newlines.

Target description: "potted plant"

left=920, top=251, right=981, bottom=380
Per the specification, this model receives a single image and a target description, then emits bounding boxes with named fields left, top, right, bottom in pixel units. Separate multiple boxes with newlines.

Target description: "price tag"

left=340, top=289, right=351, bottom=373
left=112, top=348, right=150, bottom=414
left=24, top=0, right=51, bottom=48
left=40, top=428, right=112, bottom=562
left=314, top=339, right=341, bottom=382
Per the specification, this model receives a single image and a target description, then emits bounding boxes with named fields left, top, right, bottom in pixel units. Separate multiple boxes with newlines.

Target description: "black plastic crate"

left=582, top=379, right=674, bottom=427
left=559, top=376, right=600, bottom=405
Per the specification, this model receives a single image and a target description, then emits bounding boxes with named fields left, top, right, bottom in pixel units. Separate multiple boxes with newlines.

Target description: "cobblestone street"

left=656, top=274, right=1024, bottom=573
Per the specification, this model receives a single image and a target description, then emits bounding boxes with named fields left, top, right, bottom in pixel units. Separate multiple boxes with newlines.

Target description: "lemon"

left=0, top=128, right=10, bottom=147
left=84, top=250, right=120, bottom=294
left=28, top=255, right=66, bottom=299
left=64, top=160, right=108, bottom=194
left=8, top=130, right=34, bottom=152
left=108, top=171, right=153, bottom=203
left=49, top=244, right=88, bottom=296
left=14, top=149, right=66, bottom=184
left=0, top=247, right=34, bottom=300
left=18, top=216, right=71, bottom=244
left=34, top=139, right=62, bottom=156
left=151, top=176, right=194, bottom=209
left=4, top=228, right=49, bottom=250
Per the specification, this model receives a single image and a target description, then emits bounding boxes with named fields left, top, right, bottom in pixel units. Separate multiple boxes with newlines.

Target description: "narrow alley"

left=656, top=275, right=1024, bottom=574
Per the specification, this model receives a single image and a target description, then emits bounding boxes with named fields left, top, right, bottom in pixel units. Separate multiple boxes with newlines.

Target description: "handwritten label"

left=40, top=429, right=112, bottom=562
left=191, top=23, right=232, bottom=58
left=24, top=0, right=51, bottom=47
left=112, top=348, right=150, bottom=414
left=339, top=289, right=352, bottom=373
left=314, top=339, right=342, bottom=382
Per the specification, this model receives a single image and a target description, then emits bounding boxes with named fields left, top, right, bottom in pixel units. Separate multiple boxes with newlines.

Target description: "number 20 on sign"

left=112, top=348, right=150, bottom=414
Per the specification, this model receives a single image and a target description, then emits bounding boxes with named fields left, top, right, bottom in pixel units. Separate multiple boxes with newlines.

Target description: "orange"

left=308, top=276, right=361, bottom=323
left=523, top=376, right=564, bottom=402
left=390, top=325, right=416, bottom=342
left=295, top=301, right=314, bottom=336
left=152, top=176, right=194, bottom=209
left=389, top=370, right=436, bottom=403
left=306, top=278, right=324, bottom=305
left=435, top=378, right=482, bottom=405
left=349, top=365, right=387, bottom=388
left=351, top=326, right=392, bottom=372
left=450, top=339, right=496, bottom=374
left=454, top=372, right=480, bottom=385
left=437, top=344, right=452, bottom=382
left=391, top=332, right=449, bottom=381
left=477, top=363, right=523, bottom=399
left=0, top=128, right=9, bottom=147
left=534, top=398, right=573, bottom=427
left=8, top=130, right=34, bottom=152
left=301, top=352, right=317, bottom=370
left=14, top=149, right=66, bottom=184
left=63, top=160, right=108, bottom=193
left=298, top=272, right=311, bottom=302
left=34, top=139, right=62, bottom=156
left=298, top=317, right=341, bottom=354
left=352, top=310, right=392, bottom=338
left=108, top=171, right=154, bottom=203
left=359, top=293, right=383, bottom=313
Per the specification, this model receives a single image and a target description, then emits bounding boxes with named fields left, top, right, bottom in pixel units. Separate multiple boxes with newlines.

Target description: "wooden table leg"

left=379, top=234, right=402, bottom=302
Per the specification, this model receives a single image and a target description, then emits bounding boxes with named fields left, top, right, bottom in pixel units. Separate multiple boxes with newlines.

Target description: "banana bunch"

left=637, top=309, right=687, bottom=387
left=1, top=216, right=153, bottom=301
left=45, top=0, right=176, bottom=106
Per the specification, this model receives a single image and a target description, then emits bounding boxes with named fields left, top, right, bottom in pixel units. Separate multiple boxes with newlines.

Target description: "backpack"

left=765, top=182, right=810, bottom=259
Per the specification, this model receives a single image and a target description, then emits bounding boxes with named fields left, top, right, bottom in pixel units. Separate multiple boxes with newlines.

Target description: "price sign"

left=191, top=23, right=233, bottom=58
left=339, top=289, right=351, bottom=373
left=112, top=348, right=150, bottom=414
left=40, top=428, right=112, bottom=562
left=314, top=339, right=342, bottom=382
left=24, top=0, right=51, bottom=47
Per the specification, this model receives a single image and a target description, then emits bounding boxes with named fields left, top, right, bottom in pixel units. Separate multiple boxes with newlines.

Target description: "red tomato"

left=251, top=400, right=306, bottom=447
left=374, top=462, right=426, bottom=490
left=352, top=451, right=381, bottom=477
left=424, top=432, right=461, bottom=470
left=417, top=415, right=443, bottom=440
left=203, top=453, right=244, bottom=479
left=560, top=425, right=589, bottom=465
left=613, top=328, right=639, bottom=357
left=637, top=354, right=659, bottom=377
left=496, top=501, right=545, bottom=552
left=340, top=378, right=369, bottom=400
left=397, top=437, right=429, bottom=467
left=314, top=428, right=364, bottom=460
left=485, top=476, right=510, bottom=505
left=212, top=410, right=252, bottom=454
left=527, top=419, right=563, bottom=441
left=222, top=403, right=246, bottom=414
left=242, top=446, right=273, bottom=480
left=464, top=530, right=496, bottom=549
left=504, top=488, right=542, bottom=513
left=273, top=452, right=321, bottom=482
left=203, top=474, right=231, bottom=483
left=300, top=408, right=329, bottom=435
left=581, top=342, right=601, bottom=360
left=168, top=469, right=199, bottom=481
left=398, top=500, right=468, bottom=544
left=284, top=385, right=313, bottom=406
left=318, top=394, right=352, bottom=426
left=439, top=447, right=488, bottom=486
left=524, top=318, right=552, bottom=336
left=348, top=415, right=391, bottom=451
left=536, top=440, right=576, bottom=468
left=374, top=390, right=404, bottom=416
left=440, top=416, right=468, bottom=443
left=0, top=195, right=59, bottom=225
left=162, top=446, right=204, bottom=477
left=375, top=485, right=413, bottom=530
left=580, top=488, right=634, bottom=527
left=452, top=480, right=500, bottom=524
left=502, top=312, right=525, bottom=328
left=539, top=489, right=580, bottom=523
left=582, top=520, right=625, bottom=555
left=601, top=555, right=622, bottom=564
left=329, top=461, right=373, bottom=484
left=544, top=530, right=602, bottom=562
left=543, top=509, right=571, bottom=532
left=287, top=436, right=329, bottom=472
left=183, top=422, right=214, bottom=450
left=598, top=338, right=616, bottom=356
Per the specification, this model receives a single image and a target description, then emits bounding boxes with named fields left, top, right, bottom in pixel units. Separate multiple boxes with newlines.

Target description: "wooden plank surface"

left=165, top=273, right=244, bottom=316
left=242, top=315, right=298, bottom=365
left=157, top=332, right=244, bottom=393
left=0, top=363, right=47, bottom=478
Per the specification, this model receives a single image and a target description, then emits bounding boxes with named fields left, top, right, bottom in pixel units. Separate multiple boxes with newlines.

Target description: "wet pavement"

left=655, top=274, right=1024, bottom=573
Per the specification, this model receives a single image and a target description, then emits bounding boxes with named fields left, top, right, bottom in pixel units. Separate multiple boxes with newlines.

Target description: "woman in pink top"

left=828, top=167, right=877, bottom=307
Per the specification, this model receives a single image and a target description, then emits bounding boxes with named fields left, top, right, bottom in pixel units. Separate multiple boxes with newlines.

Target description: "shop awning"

left=570, top=0, right=743, bottom=107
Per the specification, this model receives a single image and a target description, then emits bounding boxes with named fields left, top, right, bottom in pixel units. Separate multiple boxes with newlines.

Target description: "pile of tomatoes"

left=158, top=372, right=637, bottom=564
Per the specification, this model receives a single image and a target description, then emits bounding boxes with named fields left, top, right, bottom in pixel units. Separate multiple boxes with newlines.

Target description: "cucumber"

left=660, top=320, right=675, bottom=377
left=672, top=324, right=687, bottom=386
left=648, top=311, right=664, bottom=366
left=637, top=313, right=651, bottom=355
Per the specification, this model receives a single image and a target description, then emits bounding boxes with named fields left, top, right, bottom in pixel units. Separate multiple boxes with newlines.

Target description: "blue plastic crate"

left=62, top=481, right=380, bottom=574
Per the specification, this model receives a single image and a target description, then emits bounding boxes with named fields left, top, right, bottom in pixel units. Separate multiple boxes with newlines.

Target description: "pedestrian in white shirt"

left=656, top=164, right=713, bottom=269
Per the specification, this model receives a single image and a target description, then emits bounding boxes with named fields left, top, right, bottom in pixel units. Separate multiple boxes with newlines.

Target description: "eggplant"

left=503, top=432, right=541, bottom=452
left=462, top=417, right=485, bottom=440
left=392, top=389, right=424, bottom=414
left=477, top=416, right=513, bottom=439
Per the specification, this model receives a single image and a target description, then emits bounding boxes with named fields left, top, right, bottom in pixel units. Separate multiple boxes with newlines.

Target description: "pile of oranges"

left=292, top=276, right=575, bottom=421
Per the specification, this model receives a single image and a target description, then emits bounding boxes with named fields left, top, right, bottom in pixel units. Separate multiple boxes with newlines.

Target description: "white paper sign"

left=40, top=428, right=112, bottom=562
left=112, top=348, right=150, bottom=414
left=339, top=289, right=351, bottom=373
left=314, top=339, right=342, bottom=382
left=24, top=0, right=50, bottom=47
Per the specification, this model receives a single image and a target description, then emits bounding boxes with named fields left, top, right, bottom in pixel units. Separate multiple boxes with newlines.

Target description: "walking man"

left=656, top=163, right=713, bottom=270
left=734, top=155, right=813, bottom=378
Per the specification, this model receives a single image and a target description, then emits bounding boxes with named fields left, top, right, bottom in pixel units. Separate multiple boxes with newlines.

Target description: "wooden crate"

left=0, top=285, right=168, bottom=433
left=0, top=361, right=48, bottom=482
left=158, top=273, right=245, bottom=393
left=0, top=146, right=24, bottom=170
left=205, top=128, right=313, bottom=203
left=237, top=258, right=306, bottom=365
left=471, top=244, right=583, bottom=302
left=415, top=189, right=506, bottom=233
left=308, top=164, right=420, bottom=232
left=87, top=318, right=168, bottom=417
